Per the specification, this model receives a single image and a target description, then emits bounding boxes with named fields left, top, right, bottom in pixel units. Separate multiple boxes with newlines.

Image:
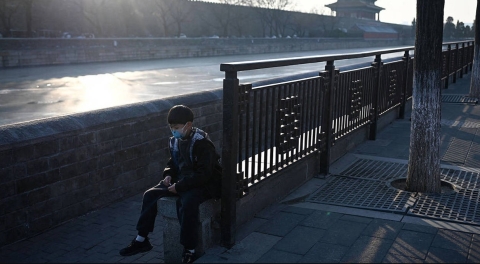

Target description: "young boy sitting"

left=119, top=105, right=222, bottom=263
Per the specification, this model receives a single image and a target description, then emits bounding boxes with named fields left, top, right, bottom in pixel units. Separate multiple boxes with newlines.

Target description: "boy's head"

left=167, top=105, right=194, bottom=139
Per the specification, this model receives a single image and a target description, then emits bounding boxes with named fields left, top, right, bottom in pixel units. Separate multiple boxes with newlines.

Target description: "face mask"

left=170, top=123, right=187, bottom=139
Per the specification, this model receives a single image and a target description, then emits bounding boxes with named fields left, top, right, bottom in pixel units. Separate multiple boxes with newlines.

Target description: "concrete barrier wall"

left=0, top=90, right=223, bottom=247
left=0, top=38, right=413, bottom=68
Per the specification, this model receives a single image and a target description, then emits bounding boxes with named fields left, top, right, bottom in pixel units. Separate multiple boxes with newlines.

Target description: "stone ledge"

left=158, top=196, right=221, bottom=263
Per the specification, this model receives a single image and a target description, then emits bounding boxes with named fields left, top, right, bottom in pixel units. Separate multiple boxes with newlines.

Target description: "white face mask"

left=170, top=123, right=187, bottom=139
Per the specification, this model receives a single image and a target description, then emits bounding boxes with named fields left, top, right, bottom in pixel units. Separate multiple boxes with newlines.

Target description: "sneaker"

left=182, top=249, right=197, bottom=263
left=119, top=237, right=153, bottom=256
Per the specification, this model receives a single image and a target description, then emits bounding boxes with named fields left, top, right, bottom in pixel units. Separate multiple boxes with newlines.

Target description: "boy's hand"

left=168, top=183, right=177, bottom=194
left=163, top=176, right=172, bottom=186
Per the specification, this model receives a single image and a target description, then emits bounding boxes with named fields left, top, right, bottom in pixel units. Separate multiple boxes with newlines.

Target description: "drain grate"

left=306, top=176, right=416, bottom=213
left=338, top=159, right=408, bottom=181
left=408, top=188, right=480, bottom=223
left=441, top=119, right=480, bottom=128
left=442, top=138, right=471, bottom=164
left=442, top=95, right=478, bottom=104
left=309, top=156, right=480, bottom=225
left=441, top=169, right=480, bottom=189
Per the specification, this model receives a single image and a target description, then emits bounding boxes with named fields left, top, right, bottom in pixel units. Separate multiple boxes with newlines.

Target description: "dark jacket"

left=163, top=128, right=222, bottom=199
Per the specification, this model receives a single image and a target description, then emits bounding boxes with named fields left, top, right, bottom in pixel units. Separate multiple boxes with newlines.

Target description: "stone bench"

left=158, top=197, right=221, bottom=263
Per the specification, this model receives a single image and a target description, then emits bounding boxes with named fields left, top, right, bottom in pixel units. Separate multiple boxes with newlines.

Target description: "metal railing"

left=220, top=40, right=474, bottom=247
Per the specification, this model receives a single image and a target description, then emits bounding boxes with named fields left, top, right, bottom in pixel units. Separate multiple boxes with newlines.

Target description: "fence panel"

left=333, top=66, right=376, bottom=140
left=235, top=76, right=326, bottom=197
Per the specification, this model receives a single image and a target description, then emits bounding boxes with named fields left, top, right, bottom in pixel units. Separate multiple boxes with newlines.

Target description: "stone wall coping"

left=0, top=88, right=222, bottom=147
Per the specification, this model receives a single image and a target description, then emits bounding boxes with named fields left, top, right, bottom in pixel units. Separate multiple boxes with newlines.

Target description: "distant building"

left=325, top=0, right=385, bottom=21
left=351, top=23, right=398, bottom=40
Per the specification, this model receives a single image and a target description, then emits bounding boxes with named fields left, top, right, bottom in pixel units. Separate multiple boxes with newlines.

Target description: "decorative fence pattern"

left=220, top=40, right=474, bottom=247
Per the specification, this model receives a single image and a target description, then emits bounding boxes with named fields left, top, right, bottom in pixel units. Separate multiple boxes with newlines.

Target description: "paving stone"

left=255, top=249, right=303, bottom=263
left=300, top=210, right=343, bottom=229
left=280, top=206, right=315, bottom=216
left=255, top=212, right=307, bottom=237
left=273, top=226, right=326, bottom=255
left=387, top=230, right=435, bottom=260
left=340, top=214, right=373, bottom=224
left=425, top=247, right=468, bottom=263
left=382, top=253, right=424, bottom=263
left=318, top=220, right=368, bottom=247
left=218, top=232, right=281, bottom=263
left=468, top=240, right=480, bottom=263
left=402, top=222, right=438, bottom=234
left=431, top=229, right=472, bottom=252
left=236, top=217, right=268, bottom=243
left=255, top=204, right=288, bottom=220
left=361, top=219, right=404, bottom=240
left=195, top=253, right=229, bottom=263
left=341, top=236, right=394, bottom=263
left=299, top=242, right=349, bottom=263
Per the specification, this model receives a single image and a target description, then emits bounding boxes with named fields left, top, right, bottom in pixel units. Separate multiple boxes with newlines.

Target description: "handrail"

left=220, top=39, right=474, bottom=72
left=220, top=47, right=414, bottom=72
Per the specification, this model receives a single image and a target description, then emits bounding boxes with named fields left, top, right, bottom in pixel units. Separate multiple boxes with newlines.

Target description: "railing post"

left=452, top=43, right=460, bottom=83
left=369, top=54, right=383, bottom=140
left=399, top=50, right=410, bottom=119
left=319, top=60, right=337, bottom=174
left=221, top=70, right=239, bottom=249
left=470, top=41, right=474, bottom=71
left=460, top=42, right=465, bottom=78
left=445, top=44, right=451, bottom=89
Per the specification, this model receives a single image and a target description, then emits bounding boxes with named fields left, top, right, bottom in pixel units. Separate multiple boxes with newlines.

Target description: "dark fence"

left=220, top=40, right=474, bottom=247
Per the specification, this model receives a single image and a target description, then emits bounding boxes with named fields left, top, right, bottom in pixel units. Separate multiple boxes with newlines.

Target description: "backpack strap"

left=189, top=128, right=210, bottom=163
left=169, top=137, right=179, bottom=169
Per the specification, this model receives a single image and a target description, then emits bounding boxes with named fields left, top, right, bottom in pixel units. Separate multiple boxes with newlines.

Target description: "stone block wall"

left=0, top=38, right=413, bottom=68
left=0, top=89, right=223, bottom=247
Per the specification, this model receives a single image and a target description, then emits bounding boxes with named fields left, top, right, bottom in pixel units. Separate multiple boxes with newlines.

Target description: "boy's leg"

left=176, top=188, right=211, bottom=250
left=136, top=183, right=177, bottom=235
left=120, top=183, right=175, bottom=256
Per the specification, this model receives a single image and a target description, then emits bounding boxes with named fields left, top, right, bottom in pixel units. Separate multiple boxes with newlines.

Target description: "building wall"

left=0, top=38, right=414, bottom=68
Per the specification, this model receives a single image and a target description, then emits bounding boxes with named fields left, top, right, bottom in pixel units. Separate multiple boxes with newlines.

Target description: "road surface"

left=0, top=46, right=409, bottom=126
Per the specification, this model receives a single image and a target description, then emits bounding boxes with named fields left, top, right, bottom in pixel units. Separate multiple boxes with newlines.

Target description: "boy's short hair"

left=167, top=105, right=194, bottom=125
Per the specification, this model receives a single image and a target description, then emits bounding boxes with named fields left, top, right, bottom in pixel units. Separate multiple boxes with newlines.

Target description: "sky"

left=293, top=0, right=477, bottom=26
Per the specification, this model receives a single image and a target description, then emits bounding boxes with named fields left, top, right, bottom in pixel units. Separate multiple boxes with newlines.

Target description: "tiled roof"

left=325, top=1, right=385, bottom=11
left=353, top=23, right=397, bottom=33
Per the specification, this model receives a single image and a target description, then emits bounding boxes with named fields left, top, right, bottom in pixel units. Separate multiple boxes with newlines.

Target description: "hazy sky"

left=294, top=0, right=476, bottom=25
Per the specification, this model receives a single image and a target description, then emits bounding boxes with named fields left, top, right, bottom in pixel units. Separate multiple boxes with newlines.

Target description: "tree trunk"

left=25, top=0, right=33, bottom=37
left=470, top=0, right=480, bottom=99
left=406, top=0, right=445, bottom=193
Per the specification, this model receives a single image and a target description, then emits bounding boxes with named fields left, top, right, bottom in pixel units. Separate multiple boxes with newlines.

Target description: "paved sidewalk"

left=1, top=73, right=480, bottom=263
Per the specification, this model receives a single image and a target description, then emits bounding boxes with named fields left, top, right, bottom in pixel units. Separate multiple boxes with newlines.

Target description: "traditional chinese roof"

left=353, top=23, right=397, bottom=34
left=326, top=0, right=385, bottom=12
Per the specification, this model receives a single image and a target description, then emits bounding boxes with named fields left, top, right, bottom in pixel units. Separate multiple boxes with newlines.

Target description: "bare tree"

left=313, top=7, right=340, bottom=37
left=167, top=0, right=192, bottom=37
left=151, top=0, right=177, bottom=37
left=24, top=0, right=33, bottom=37
left=229, top=7, right=251, bottom=37
left=406, top=0, right=445, bottom=193
left=73, top=0, right=107, bottom=37
left=470, top=0, right=480, bottom=99
left=204, top=0, right=250, bottom=37
left=250, top=0, right=293, bottom=37
left=0, top=0, right=22, bottom=37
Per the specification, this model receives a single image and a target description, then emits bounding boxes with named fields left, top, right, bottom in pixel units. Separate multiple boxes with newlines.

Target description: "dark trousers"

left=136, top=182, right=211, bottom=249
